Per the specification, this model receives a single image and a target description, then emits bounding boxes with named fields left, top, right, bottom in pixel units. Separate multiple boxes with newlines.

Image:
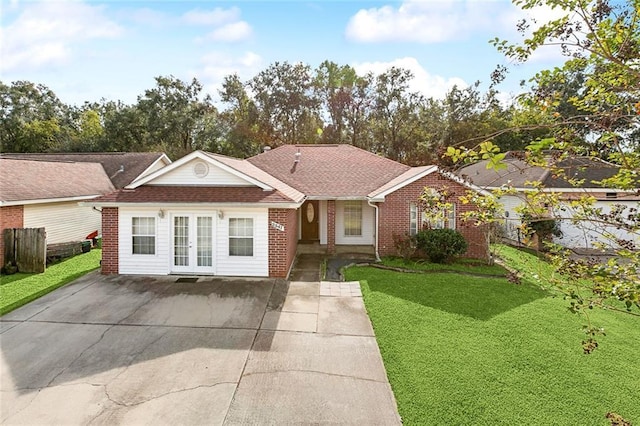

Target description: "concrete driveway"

left=0, top=272, right=400, bottom=425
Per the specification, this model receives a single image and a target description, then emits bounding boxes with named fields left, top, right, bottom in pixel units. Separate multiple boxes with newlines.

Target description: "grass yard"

left=344, top=248, right=640, bottom=425
left=0, top=249, right=101, bottom=315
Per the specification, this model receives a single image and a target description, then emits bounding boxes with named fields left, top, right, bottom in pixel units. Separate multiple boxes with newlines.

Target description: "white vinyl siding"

left=118, top=207, right=268, bottom=276
left=119, top=207, right=170, bottom=275
left=216, top=210, right=268, bottom=276
left=149, top=159, right=250, bottom=186
left=553, top=200, right=639, bottom=249
left=23, top=201, right=102, bottom=244
left=335, top=201, right=374, bottom=245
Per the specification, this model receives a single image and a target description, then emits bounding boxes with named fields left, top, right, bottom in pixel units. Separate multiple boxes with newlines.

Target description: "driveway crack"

left=45, top=323, right=115, bottom=388
left=103, top=382, right=238, bottom=408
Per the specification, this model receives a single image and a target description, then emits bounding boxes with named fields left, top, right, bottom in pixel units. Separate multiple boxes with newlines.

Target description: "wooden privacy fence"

left=3, top=228, right=46, bottom=273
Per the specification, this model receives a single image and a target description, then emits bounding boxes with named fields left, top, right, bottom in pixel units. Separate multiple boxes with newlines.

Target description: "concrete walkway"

left=1, top=272, right=401, bottom=425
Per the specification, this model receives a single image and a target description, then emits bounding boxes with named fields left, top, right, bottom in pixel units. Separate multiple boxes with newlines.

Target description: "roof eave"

left=81, top=201, right=304, bottom=209
left=1, top=194, right=104, bottom=207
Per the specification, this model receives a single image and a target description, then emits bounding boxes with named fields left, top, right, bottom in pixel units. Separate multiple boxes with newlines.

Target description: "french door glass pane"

left=174, top=216, right=189, bottom=266
left=197, top=216, right=213, bottom=267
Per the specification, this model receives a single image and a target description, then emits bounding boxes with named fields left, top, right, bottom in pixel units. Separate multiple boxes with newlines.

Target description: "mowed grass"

left=344, top=249, right=640, bottom=425
left=1, top=249, right=101, bottom=315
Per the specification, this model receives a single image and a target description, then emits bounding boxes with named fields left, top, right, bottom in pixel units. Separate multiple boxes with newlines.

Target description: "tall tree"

left=0, top=81, right=69, bottom=152
left=314, top=61, right=360, bottom=144
left=137, top=76, right=216, bottom=158
left=371, top=67, right=429, bottom=164
left=249, top=62, right=321, bottom=145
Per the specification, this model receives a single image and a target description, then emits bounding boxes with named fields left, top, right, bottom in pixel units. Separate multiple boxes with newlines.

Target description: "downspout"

left=367, top=199, right=381, bottom=262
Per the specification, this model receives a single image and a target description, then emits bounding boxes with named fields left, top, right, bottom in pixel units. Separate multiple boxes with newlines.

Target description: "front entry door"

left=172, top=214, right=215, bottom=274
left=300, top=200, right=319, bottom=241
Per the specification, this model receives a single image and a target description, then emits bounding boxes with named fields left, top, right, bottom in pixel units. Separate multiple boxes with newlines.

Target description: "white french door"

left=171, top=214, right=215, bottom=274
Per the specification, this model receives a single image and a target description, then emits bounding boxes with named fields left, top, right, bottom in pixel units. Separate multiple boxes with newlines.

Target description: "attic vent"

left=193, top=161, right=209, bottom=178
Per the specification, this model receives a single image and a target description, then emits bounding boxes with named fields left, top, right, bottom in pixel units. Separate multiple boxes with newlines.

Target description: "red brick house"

left=90, top=145, right=488, bottom=278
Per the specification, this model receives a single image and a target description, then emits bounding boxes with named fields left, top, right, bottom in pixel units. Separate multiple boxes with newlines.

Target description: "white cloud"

left=205, top=21, right=253, bottom=42
left=195, top=51, right=263, bottom=101
left=345, top=0, right=501, bottom=43
left=353, top=57, right=467, bottom=99
left=182, top=7, right=240, bottom=26
left=0, top=1, right=123, bottom=73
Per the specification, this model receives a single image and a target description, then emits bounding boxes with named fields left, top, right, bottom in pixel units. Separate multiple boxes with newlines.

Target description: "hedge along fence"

left=3, top=228, right=46, bottom=273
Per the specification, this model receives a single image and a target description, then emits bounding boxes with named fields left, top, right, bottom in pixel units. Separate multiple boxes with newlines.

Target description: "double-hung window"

left=343, top=201, right=362, bottom=236
left=132, top=217, right=155, bottom=255
left=229, top=218, right=254, bottom=256
left=409, top=204, right=419, bottom=236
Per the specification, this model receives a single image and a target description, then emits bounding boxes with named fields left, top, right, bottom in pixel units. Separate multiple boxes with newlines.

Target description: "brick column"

left=101, top=207, right=119, bottom=274
left=0, top=205, right=24, bottom=267
left=327, top=200, right=336, bottom=254
left=268, top=208, right=298, bottom=278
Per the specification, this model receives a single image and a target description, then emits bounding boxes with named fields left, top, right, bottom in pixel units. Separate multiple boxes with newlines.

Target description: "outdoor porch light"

left=158, top=209, right=165, bottom=218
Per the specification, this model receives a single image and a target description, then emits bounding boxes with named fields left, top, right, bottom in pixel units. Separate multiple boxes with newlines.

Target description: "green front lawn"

left=344, top=249, right=640, bottom=425
left=1, top=249, right=101, bottom=315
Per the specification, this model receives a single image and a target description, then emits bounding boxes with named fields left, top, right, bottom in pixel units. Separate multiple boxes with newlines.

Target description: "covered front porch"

left=297, top=199, right=376, bottom=255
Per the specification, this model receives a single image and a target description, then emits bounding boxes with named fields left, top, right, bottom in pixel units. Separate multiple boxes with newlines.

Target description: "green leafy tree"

left=0, top=81, right=69, bottom=152
left=445, top=0, right=639, bottom=363
left=249, top=62, right=321, bottom=145
left=137, top=76, right=217, bottom=158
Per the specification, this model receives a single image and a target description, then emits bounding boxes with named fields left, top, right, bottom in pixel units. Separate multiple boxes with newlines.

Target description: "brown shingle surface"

left=202, top=152, right=305, bottom=202
left=0, top=158, right=115, bottom=203
left=91, top=186, right=294, bottom=204
left=458, top=153, right=623, bottom=189
left=248, top=144, right=410, bottom=198
left=0, top=152, right=167, bottom=188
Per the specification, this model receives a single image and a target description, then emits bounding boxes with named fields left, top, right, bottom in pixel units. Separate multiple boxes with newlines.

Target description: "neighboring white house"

left=459, top=153, right=640, bottom=250
left=0, top=152, right=171, bottom=266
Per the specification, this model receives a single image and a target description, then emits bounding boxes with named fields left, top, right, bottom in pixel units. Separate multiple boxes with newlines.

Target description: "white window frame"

left=132, top=217, right=156, bottom=255
left=409, top=203, right=418, bottom=236
left=343, top=201, right=362, bottom=237
left=229, top=217, right=254, bottom=256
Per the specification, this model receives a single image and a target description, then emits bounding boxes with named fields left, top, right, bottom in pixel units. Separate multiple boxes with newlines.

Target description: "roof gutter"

left=79, top=201, right=304, bottom=209
left=367, top=199, right=381, bottom=262
left=1, top=194, right=104, bottom=207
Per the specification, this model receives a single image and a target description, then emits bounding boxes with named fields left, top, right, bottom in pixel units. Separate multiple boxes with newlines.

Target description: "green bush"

left=415, top=228, right=468, bottom=263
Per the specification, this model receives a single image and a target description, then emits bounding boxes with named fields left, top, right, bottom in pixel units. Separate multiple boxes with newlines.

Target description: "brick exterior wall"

left=0, top=205, right=24, bottom=267
left=378, top=173, right=488, bottom=260
left=327, top=200, right=336, bottom=254
left=268, top=208, right=298, bottom=278
left=101, top=207, right=119, bottom=274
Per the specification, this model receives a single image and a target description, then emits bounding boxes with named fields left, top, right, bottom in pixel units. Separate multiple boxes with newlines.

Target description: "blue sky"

left=0, top=0, right=566, bottom=106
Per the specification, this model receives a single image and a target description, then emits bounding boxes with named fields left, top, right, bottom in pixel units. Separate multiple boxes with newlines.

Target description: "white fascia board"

left=305, top=196, right=369, bottom=201
left=81, top=201, right=304, bottom=209
left=368, top=165, right=439, bottom=201
left=1, top=194, right=101, bottom=207
left=487, top=186, right=639, bottom=193
left=129, top=154, right=172, bottom=185
left=126, top=151, right=273, bottom=191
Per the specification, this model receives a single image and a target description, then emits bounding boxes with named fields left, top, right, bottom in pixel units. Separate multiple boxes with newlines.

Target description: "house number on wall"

left=270, top=221, right=285, bottom=232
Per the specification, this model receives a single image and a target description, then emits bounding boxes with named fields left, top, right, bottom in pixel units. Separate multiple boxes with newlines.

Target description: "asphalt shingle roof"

left=458, top=152, right=623, bottom=189
left=0, top=158, right=115, bottom=203
left=91, top=186, right=294, bottom=204
left=0, top=152, right=167, bottom=189
left=247, top=144, right=411, bottom=198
